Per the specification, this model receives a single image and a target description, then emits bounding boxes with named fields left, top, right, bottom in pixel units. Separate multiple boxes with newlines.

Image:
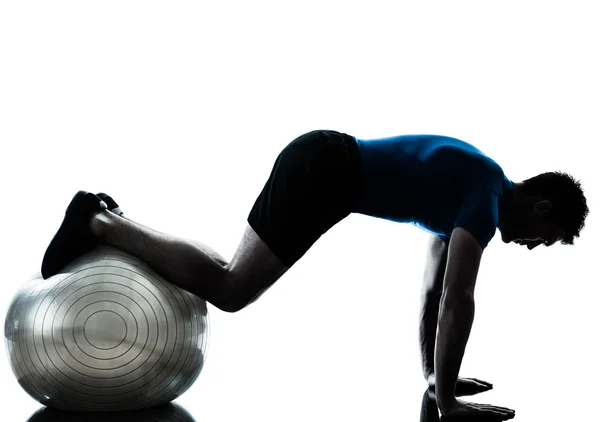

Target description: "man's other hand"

left=428, top=373, right=494, bottom=396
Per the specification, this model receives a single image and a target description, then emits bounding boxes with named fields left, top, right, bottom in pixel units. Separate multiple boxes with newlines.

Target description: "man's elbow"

left=441, top=290, right=475, bottom=311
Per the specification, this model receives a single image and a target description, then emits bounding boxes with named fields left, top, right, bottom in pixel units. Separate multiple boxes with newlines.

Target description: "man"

left=41, top=130, right=589, bottom=419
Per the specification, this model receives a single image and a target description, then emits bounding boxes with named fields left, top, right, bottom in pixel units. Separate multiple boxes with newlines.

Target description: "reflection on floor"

left=27, top=389, right=506, bottom=422
left=26, top=402, right=196, bottom=422
left=421, top=388, right=443, bottom=421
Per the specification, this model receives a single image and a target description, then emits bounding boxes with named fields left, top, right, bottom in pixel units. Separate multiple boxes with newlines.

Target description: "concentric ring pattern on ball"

left=5, top=246, right=210, bottom=412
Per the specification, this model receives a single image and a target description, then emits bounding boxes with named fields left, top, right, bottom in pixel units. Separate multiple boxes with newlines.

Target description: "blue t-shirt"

left=353, top=134, right=515, bottom=250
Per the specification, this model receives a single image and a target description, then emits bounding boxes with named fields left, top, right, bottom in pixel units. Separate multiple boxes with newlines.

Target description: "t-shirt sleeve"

left=453, top=187, right=500, bottom=251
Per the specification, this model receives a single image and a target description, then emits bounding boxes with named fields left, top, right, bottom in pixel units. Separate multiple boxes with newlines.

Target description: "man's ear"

left=533, top=200, right=552, bottom=217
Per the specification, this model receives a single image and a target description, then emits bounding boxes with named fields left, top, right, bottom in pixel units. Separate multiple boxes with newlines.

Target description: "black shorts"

left=247, top=130, right=364, bottom=267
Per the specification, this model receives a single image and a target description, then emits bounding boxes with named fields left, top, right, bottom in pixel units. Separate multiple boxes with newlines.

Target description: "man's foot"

left=41, top=191, right=108, bottom=279
left=97, top=192, right=123, bottom=216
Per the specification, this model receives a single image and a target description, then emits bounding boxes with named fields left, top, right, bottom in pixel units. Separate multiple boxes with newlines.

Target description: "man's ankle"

left=89, top=210, right=110, bottom=237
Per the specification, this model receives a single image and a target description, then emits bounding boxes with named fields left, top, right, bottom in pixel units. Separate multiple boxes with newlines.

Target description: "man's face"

left=509, top=227, right=561, bottom=250
left=500, top=200, right=563, bottom=250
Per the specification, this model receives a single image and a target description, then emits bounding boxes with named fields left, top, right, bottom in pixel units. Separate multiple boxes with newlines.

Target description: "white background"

left=1, top=1, right=597, bottom=420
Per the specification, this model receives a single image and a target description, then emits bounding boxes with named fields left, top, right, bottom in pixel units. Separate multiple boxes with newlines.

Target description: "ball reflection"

left=27, top=402, right=196, bottom=422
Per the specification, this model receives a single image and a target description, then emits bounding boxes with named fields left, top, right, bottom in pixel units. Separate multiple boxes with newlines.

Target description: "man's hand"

left=427, top=373, right=494, bottom=397
left=440, top=397, right=515, bottom=419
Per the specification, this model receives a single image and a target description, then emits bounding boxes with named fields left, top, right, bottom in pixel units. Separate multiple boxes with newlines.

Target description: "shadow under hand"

left=27, top=402, right=196, bottom=422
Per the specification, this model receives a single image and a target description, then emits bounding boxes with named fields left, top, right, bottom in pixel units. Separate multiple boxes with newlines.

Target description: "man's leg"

left=118, top=213, right=229, bottom=266
left=90, top=210, right=289, bottom=313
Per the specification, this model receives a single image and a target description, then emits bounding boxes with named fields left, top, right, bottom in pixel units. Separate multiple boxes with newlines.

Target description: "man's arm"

left=419, top=234, right=448, bottom=380
left=434, top=227, right=483, bottom=412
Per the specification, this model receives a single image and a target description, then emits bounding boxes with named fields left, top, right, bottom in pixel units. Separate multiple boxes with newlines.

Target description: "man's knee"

left=211, top=274, right=253, bottom=313
left=216, top=294, right=253, bottom=313
left=217, top=300, right=247, bottom=313
left=212, top=256, right=286, bottom=313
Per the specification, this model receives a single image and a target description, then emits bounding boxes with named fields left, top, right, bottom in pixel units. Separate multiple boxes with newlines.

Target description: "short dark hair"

left=521, top=171, right=589, bottom=245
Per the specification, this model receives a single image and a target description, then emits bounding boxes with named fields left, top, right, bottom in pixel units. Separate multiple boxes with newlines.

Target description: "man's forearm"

left=419, top=291, right=442, bottom=379
left=434, top=294, right=475, bottom=408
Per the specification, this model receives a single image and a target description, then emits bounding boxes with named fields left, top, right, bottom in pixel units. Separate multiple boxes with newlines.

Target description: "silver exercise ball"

left=5, top=246, right=210, bottom=412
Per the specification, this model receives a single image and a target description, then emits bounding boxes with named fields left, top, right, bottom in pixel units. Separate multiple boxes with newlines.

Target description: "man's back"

left=353, top=134, right=515, bottom=250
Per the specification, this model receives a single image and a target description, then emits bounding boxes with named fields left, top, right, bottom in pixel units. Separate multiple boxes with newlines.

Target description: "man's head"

left=498, top=171, right=589, bottom=250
